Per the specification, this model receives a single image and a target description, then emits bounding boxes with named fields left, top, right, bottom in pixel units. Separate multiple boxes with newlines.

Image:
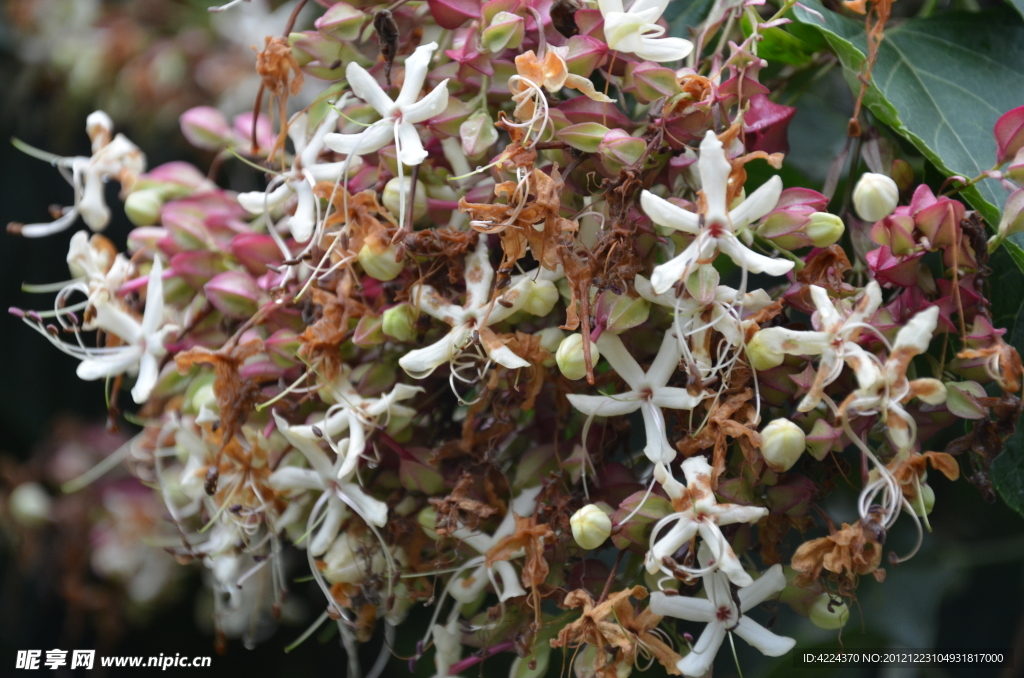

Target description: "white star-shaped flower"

left=649, top=542, right=795, bottom=677
left=13, top=111, right=145, bottom=238
left=747, top=282, right=883, bottom=412
left=566, top=331, right=706, bottom=464
left=398, top=239, right=559, bottom=378
left=237, top=108, right=361, bottom=243
left=598, top=0, right=694, bottom=62
left=646, top=456, right=767, bottom=586
left=641, top=130, right=788, bottom=294
left=325, top=41, right=449, bottom=167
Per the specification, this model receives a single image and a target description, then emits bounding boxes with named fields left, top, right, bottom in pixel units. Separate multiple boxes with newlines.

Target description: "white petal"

left=311, top=496, right=346, bottom=556
left=734, top=617, right=796, bottom=657
left=648, top=330, right=684, bottom=386
left=598, top=0, right=625, bottom=15
left=288, top=178, right=316, bottom=243
left=646, top=516, right=698, bottom=573
left=697, top=131, right=733, bottom=225
left=629, top=0, right=670, bottom=17
left=463, top=237, right=494, bottom=310
left=595, top=332, right=646, bottom=389
left=18, top=208, right=81, bottom=238
left=300, top=109, right=341, bottom=169
left=323, top=122, right=393, bottom=157
left=346, top=62, right=395, bottom=116
left=635, top=36, right=693, bottom=63
left=698, top=522, right=753, bottom=587
left=336, top=409, right=365, bottom=480
left=402, top=81, right=451, bottom=124
left=339, top=482, right=389, bottom=527
left=892, top=305, right=939, bottom=356
left=493, top=560, right=527, bottom=601
left=394, top=42, right=438, bottom=109
left=649, top=591, right=716, bottom=623
left=678, top=623, right=726, bottom=678
left=407, top=284, right=469, bottom=325
left=809, top=285, right=843, bottom=330
left=737, top=564, right=787, bottom=609
left=716, top=235, right=795, bottom=276
left=710, top=503, right=769, bottom=526
left=566, top=393, right=643, bottom=417
left=268, top=467, right=325, bottom=492
left=395, top=121, right=427, bottom=166
left=651, top=387, right=705, bottom=410
left=237, top=183, right=292, bottom=214
left=398, top=325, right=472, bottom=378
left=273, top=412, right=335, bottom=479
left=729, top=175, right=783, bottom=229
left=130, top=352, right=160, bottom=403
left=486, top=342, right=531, bottom=370
left=641, top=190, right=700, bottom=234
left=450, top=563, right=490, bottom=604
left=640, top=401, right=675, bottom=464
left=93, top=301, right=143, bottom=345
left=76, top=349, right=140, bottom=381
left=650, top=238, right=706, bottom=295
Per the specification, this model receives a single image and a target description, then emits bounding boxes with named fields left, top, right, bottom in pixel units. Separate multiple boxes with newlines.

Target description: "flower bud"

left=556, top=333, right=600, bottom=381
left=557, top=122, right=611, bottom=153
left=124, top=188, right=164, bottom=226
left=1006, top=148, right=1024, bottom=184
left=594, top=290, right=649, bottom=333
left=204, top=270, right=262, bottom=319
left=460, top=110, right=499, bottom=160
left=760, top=419, right=806, bottom=472
left=314, top=2, right=364, bottom=41
left=808, top=593, right=850, bottom=630
left=598, top=129, right=647, bottom=176
left=629, top=62, right=681, bottom=104
left=481, top=11, right=525, bottom=53
left=353, top=313, right=385, bottom=347
left=806, top=212, right=845, bottom=247
left=179, top=106, right=233, bottom=151
left=534, top=327, right=565, bottom=364
left=9, top=482, right=51, bottom=528
left=266, top=329, right=301, bottom=368
left=358, top=237, right=405, bottom=282
left=563, top=35, right=607, bottom=77
left=996, top=188, right=1024, bottom=241
left=521, top=280, right=560, bottom=317
left=382, top=303, right=416, bottom=342
left=86, top=111, right=114, bottom=151
left=746, top=330, right=785, bottom=371
left=382, top=177, right=428, bottom=222
left=570, top=504, right=612, bottom=550
left=852, top=172, right=899, bottom=222
left=911, top=483, right=935, bottom=517
left=417, top=506, right=440, bottom=540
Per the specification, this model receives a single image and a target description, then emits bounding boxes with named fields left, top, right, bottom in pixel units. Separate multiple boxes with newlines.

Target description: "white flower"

left=237, top=108, right=361, bottom=243
left=646, top=456, right=767, bottom=586
left=641, top=131, right=788, bottom=294
left=445, top=486, right=543, bottom=604
left=398, top=239, right=558, bottom=378
left=13, top=111, right=146, bottom=238
left=650, top=543, right=795, bottom=677
left=747, top=282, right=883, bottom=412
left=430, top=616, right=464, bottom=678
left=567, top=331, right=706, bottom=464
left=597, top=0, right=694, bottom=62
left=325, top=42, right=449, bottom=167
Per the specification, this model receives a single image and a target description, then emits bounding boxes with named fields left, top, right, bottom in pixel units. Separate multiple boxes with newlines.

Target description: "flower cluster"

left=7, top=0, right=1024, bottom=676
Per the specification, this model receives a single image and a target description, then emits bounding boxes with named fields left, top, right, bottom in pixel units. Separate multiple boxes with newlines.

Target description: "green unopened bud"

left=746, top=331, right=784, bottom=371
left=382, top=177, right=428, bottom=222
left=806, top=212, right=845, bottom=247
left=124, top=188, right=165, bottom=226
left=521, top=280, right=560, bottom=317
left=382, top=303, right=416, bottom=342
left=481, top=11, right=525, bottom=53
left=557, top=122, right=610, bottom=153
left=556, top=333, right=599, bottom=381
left=9, top=482, right=51, bottom=528
left=570, top=504, right=612, bottom=550
left=594, top=290, right=649, bottom=333
left=417, top=506, right=440, bottom=540
left=358, top=237, right=405, bottom=281
left=760, top=419, right=806, bottom=472
left=911, top=483, right=935, bottom=517
left=353, top=313, right=385, bottom=347
left=852, top=172, right=899, bottom=222
left=808, top=593, right=850, bottom=630
left=460, top=110, right=499, bottom=160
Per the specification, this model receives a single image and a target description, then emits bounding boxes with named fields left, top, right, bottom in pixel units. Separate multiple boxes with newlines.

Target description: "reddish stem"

left=446, top=641, right=515, bottom=676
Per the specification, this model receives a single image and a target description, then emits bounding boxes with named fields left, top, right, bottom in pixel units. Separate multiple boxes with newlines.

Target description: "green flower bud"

left=760, top=419, right=806, bottom=472
left=557, top=122, right=611, bottom=153
left=594, top=290, right=649, bottom=333
left=806, top=212, right=846, bottom=247
left=382, top=177, right=428, bottom=223
left=556, top=333, right=599, bottom=381
left=481, top=11, right=525, bottom=53
left=460, top=110, right=499, bottom=160
left=808, top=593, right=850, bottom=630
left=746, top=330, right=785, bottom=371
left=358, top=237, right=405, bottom=281
left=570, top=504, right=612, bottom=550
left=382, top=303, right=416, bottom=342
left=417, top=506, right=440, bottom=540
left=911, top=483, right=935, bottom=517
left=852, top=172, right=899, bottom=222
left=124, top=188, right=165, bottom=226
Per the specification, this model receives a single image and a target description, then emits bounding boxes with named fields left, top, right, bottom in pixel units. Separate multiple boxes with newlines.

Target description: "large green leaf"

left=1009, top=0, right=1024, bottom=20
left=792, top=2, right=1024, bottom=227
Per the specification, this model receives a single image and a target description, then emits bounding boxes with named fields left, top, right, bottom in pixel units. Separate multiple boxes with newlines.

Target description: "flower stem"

left=446, top=641, right=515, bottom=675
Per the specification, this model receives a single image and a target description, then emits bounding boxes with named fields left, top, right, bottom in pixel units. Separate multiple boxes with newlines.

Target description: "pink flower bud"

left=563, top=35, right=607, bottom=77
left=865, top=245, right=924, bottom=287
left=870, top=214, right=917, bottom=255
left=180, top=107, right=233, bottom=151
left=558, top=96, right=631, bottom=128
left=743, top=94, right=796, bottom=154
left=628, top=62, right=680, bottom=104
left=170, top=251, right=229, bottom=288
left=230, top=233, right=281, bottom=276
left=204, top=270, right=262, bottom=319
left=994, top=104, right=1024, bottom=165
left=353, top=314, right=385, bottom=347
left=266, top=329, right=301, bottom=368
left=427, top=0, right=481, bottom=29
left=598, top=129, right=646, bottom=175
left=232, top=112, right=274, bottom=154
left=459, top=110, right=499, bottom=159
left=481, top=11, right=525, bottom=53
left=315, top=2, right=365, bottom=41
left=610, top=491, right=673, bottom=553
left=429, top=98, right=474, bottom=138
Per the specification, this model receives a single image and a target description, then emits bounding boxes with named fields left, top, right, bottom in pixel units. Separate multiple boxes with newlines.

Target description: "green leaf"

left=793, top=2, right=1024, bottom=227
left=1008, top=0, right=1024, bottom=20
left=741, top=14, right=817, bottom=65
left=667, top=0, right=715, bottom=36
